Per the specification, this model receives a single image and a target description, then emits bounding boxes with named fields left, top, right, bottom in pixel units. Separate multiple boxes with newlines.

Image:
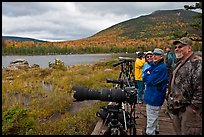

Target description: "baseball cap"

left=153, top=48, right=164, bottom=55
left=173, top=37, right=192, bottom=46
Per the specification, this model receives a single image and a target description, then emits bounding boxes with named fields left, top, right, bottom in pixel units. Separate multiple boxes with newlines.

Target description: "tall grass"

left=2, top=59, right=120, bottom=135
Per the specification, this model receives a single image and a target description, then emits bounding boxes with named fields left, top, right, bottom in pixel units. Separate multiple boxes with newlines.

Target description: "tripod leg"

left=119, top=127, right=128, bottom=135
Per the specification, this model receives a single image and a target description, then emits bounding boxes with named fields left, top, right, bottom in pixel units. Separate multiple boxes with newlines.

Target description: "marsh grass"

left=2, top=59, right=120, bottom=135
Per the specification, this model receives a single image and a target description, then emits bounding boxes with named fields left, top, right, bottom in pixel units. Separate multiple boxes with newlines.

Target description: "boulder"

left=5, top=59, right=40, bottom=71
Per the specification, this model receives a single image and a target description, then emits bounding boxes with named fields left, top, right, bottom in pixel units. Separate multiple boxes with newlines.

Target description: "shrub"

left=2, top=106, right=37, bottom=135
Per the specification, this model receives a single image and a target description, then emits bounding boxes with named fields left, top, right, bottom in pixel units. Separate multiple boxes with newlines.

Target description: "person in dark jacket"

left=165, top=45, right=176, bottom=80
left=142, top=48, right=168, bottom=135
left=166, top=37, right=202, bottom=135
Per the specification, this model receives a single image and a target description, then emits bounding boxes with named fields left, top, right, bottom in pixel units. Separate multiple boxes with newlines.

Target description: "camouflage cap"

left=173, top=37, right=192, bottom=46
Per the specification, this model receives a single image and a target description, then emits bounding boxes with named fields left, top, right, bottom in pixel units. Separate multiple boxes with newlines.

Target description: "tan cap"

left=173, top=37, right=192, bottom=46
left=153, top=48, right=164, bottom=55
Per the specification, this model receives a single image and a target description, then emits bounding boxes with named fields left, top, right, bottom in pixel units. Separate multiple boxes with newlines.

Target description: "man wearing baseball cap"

left=166, top=37, right=202, bottom=135
left=142, top=48, right=168, bottom=135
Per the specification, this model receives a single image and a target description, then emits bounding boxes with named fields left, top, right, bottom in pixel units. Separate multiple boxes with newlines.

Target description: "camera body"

left=96, top=102, right=131, bottom=127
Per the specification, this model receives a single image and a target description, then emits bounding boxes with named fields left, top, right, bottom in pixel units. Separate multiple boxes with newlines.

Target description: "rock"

left=30, top=64, right=40, bottom=68
left=10, top=59, right=29, bottom=65
left=5, top=59, right=40, bottom=71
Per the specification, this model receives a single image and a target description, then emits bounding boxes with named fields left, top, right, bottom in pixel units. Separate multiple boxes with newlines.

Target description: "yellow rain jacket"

left=135, top=58, right=145, bottom=81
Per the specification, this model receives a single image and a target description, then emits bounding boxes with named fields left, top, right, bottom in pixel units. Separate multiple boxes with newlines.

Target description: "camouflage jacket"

left=169, top=52, right=202, bottom=110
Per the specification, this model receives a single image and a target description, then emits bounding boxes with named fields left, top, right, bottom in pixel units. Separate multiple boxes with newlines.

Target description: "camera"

left=72, top=85, right=137, bottom=105
left=72, top=85, right=137, bottom=135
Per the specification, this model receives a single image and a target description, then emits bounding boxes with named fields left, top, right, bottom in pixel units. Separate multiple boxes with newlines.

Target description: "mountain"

left=90, top=9, right=201, bottom=39
left=2, top=36, right=48, bottom=43
left=57, top=9, right=201, bottom=49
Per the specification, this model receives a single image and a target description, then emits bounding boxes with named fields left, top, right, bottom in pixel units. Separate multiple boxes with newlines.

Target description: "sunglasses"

left=174, top=44, right=186, bottom=49
left=146, top=55, right=152, bottom=58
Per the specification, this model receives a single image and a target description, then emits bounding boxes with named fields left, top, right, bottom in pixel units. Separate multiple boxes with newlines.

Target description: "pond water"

left=2, top=53, right=133, bottom=68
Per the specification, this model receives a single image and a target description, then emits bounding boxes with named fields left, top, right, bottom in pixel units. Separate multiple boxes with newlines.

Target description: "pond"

left=2, top=53, right=134, bottom=68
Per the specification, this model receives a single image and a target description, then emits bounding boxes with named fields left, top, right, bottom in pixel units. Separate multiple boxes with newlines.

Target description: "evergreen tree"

left=184, top=2, right=202, bottom=32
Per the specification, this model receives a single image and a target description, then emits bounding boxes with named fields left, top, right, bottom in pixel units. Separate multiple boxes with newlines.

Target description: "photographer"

left=142, top=48, right=168, bottom=135
left=167, top=37, right=202, bottom=135
left=135, top=52, right=145, bottom=104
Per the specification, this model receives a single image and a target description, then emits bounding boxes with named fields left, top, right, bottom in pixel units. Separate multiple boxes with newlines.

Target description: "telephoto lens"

left=72, top=86, right=126, bottom=102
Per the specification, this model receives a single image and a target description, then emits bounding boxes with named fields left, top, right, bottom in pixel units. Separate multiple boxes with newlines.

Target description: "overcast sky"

left=2, top=2, right=200, bottom=42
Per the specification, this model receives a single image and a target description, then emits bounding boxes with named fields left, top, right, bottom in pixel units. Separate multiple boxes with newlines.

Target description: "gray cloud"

left=2, top=2, right=199, bottom=41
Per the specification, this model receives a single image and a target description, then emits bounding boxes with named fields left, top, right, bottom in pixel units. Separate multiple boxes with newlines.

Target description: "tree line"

left=2, top=42, right=202, bottom=55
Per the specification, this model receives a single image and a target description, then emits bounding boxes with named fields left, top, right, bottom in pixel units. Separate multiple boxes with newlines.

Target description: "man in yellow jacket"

left=135, top=52, right=145, bottom=104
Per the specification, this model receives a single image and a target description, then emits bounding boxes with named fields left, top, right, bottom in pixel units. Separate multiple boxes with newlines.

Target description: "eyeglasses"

left=174, top=44, right=186, bottom=49
left=146, top=55, right=152, bottom=58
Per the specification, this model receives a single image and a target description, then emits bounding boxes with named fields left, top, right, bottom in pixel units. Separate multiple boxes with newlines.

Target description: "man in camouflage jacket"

left=166, top=37, right=202, bottom=135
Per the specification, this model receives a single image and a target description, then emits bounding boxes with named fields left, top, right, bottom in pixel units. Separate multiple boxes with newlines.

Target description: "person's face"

left=145, top=54, right=153, bottom=63
left=174, top=43, right=192, bottom=59
left=166, top=47, right=170, bottom=52
left=153, top=54, right=163, bottom=63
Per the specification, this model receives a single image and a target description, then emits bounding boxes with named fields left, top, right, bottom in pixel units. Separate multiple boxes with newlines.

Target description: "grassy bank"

left=2, top=59, right=121, bottom=135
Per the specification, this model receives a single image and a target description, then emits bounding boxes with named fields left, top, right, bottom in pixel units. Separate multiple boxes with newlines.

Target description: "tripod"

left=104, top=57, right=137, bottom=135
